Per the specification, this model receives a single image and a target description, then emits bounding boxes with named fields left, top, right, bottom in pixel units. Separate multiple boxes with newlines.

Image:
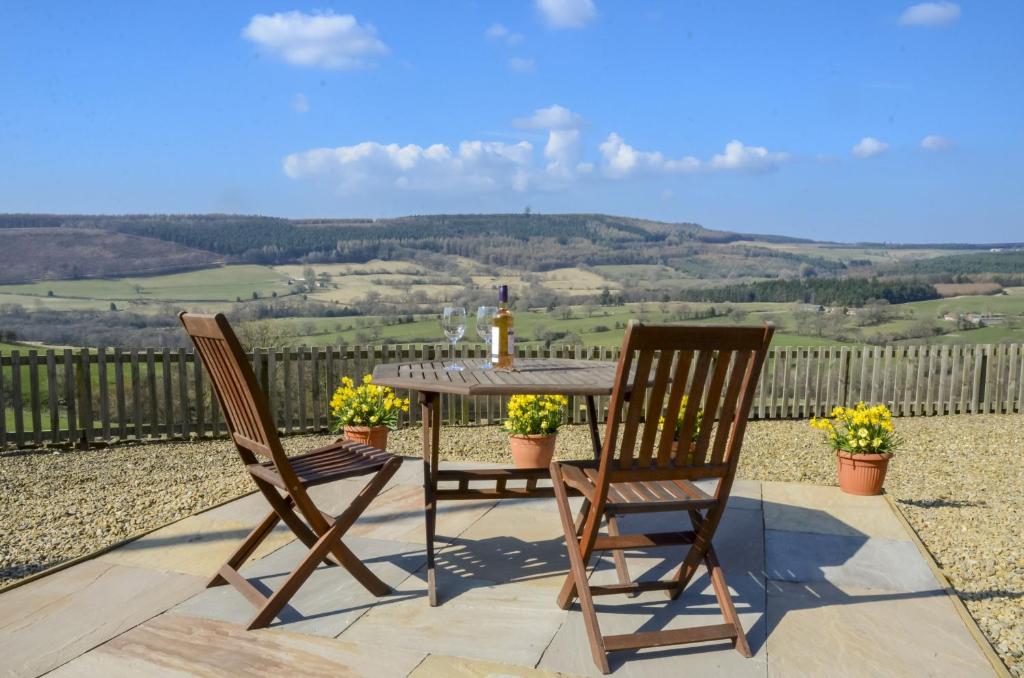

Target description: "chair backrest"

left=596, top=322, right=773, bottom=494
left=178, top=312, right=290, bottom=473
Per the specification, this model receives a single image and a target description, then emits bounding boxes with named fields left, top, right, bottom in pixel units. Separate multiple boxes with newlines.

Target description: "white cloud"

left=544, top=129, right=584, bottom=180
left=598, top=133, right=694, bottom=177
left=283, top=140, right=534, bottom=193
left=292, top=93, right=309, bottom=113
left=921, top=134, right=953, bottom=151
left=485, top=23, right=508, bottom=39
left=242, top=11, right=388, bottom=70
left=485, top=23, right=524, bottom=45
left=598, top=134, right=784, bottom=177
left=508, top=57, right=536, bottom=73
left=852, top=137, right=889, bottom=158
left=513, top=105, right=587, bottom=183
left=536, top=0, right=596, bottom=29
left=285, top=106, right=794, bottom=196
left=514, top=104, right=583, bottom=131
left=709, top=140, right=789, bottom=172
left=899, top=2, right=960, bottom=26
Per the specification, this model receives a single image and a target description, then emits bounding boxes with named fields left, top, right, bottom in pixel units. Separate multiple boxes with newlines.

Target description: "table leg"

left=421, top=391, right=440, bottom=606
left=585, top=396, right=601, bottom=460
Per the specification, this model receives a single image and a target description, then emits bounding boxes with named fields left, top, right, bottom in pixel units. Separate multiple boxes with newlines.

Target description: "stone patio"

left=0, top=459, right=996, bottom=677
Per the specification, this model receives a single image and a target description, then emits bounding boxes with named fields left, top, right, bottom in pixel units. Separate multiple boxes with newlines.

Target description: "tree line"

left=677, top=278, right=939, bottom=306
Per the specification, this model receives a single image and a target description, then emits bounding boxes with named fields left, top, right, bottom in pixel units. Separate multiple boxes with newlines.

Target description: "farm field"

left=0, top=265, right=291, bottom=310
left=1, top=256, right=1022, bottom=353
left=729, top=241, right=977, bottom=264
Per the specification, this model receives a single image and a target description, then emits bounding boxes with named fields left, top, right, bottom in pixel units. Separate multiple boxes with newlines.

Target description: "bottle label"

left=491, top=326, right=515, bottom=364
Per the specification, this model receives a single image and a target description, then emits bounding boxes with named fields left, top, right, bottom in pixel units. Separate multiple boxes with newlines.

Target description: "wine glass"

left=441, top=306, right=466, bottom=372
left=476, top=306, right=498, bottom=368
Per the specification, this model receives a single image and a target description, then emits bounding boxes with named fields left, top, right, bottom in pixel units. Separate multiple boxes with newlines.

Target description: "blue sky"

left=1, top=1, right=1021, bottom=242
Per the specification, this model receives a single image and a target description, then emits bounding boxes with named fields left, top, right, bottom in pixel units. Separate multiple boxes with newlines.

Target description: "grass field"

left=0, top=265, right=292, bottom=308
left=1, top=261, right=1022, bottom=350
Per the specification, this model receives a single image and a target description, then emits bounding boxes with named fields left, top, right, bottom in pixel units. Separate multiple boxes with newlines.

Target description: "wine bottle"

left=491, top=284, right=515, bottom=369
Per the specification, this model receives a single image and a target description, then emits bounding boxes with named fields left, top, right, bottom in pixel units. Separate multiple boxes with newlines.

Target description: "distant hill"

left=0, top=212, right=1019, bottom=284
left=0, top=228, right=222, bottom=283
left=0, top=212, right=843, bottom=281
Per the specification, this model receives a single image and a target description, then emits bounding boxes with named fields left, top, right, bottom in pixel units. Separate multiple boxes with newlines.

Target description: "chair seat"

left=248, top=440, right=393, bottom=489
left=579, top=466, right=718, bottom=514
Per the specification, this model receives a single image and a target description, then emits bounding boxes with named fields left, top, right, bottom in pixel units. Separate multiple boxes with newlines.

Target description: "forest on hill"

left=0, top=212, right=845, bottom=277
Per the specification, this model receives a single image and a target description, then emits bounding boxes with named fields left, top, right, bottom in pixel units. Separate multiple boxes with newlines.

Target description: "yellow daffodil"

left=505, top=394, right=567, bottom=436
left=329, top=373, right=406, bottom=432
left=808, top=402, right=899, bottom=456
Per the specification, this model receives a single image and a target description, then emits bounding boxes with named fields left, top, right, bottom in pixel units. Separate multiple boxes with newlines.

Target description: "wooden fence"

left=1, top=342, right=1022, bottom=449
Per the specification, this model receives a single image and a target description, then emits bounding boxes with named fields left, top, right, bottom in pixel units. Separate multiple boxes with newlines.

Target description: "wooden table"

left=372, top=357, right=621, bottom=605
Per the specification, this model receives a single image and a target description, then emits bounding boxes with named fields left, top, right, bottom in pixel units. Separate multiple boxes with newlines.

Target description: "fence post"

left=840, top=347, right=851, bottom=407
left=975, top=349, right=988, bottom=413
left=81, top=350, right=95, bottom=445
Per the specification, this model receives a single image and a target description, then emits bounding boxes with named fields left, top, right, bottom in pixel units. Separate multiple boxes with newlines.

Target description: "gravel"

left=2, top=415, right=1021, bottom=673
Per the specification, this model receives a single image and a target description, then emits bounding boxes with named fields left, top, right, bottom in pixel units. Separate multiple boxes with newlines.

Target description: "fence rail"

left=2, top=342, right=1022, bottom=449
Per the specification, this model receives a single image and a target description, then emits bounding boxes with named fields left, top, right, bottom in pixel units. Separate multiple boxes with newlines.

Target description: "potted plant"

left=330, top=374, right=410, bottom=449
left=660, top=395, right=703, bottom=463
left=810, top=402, right=900, bottom=496
left=504, top=394, right=569, bottom=469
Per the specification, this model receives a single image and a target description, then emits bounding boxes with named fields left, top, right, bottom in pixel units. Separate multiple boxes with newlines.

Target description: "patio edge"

left=883, top=493, right=1011, bottom=678
left=0, top=489, right=258, bottom=596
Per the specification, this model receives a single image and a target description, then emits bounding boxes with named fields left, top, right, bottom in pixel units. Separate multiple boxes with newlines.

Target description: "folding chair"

left=179, top=312, right=403, bottom=630
left=550, top=322, right=773, bottom=673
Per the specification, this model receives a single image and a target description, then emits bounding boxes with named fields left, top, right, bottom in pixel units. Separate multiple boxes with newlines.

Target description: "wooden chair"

left=178, top=312, right=403, bottom=630
left=550, top=322, right=773, bottom=673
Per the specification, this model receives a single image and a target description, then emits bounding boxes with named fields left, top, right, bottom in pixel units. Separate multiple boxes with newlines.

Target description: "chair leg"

left=552, top=464, right=610, bottom=674
left=208, top=507, right=283, bottom=588
left=667, top=509, right=715, bottom=600
left=256, top=481, right=339, bottom=568
left=320, top=456, right=403, bottom=597
left=705, top=544, right=751, bottom=657
left=247, top=515, right=351, bottom=629
left=233, top=458, right=402, bottom=629
left=605, top=513, right=635, bottom=596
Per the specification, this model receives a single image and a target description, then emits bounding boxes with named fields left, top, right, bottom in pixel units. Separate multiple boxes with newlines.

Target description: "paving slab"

left=540, top=561, right=767, bottom=677
left=409, top=654, right=577, bottom=677
left=171, top=536, right=425, bottom=637
left=341, top=571, right=567, bottom=667
left=694, top=478, right=763, bottom=512
left=198, top=476, right=370, bottom=525
left=762, top=482, right=909, bottom=540
left=764, top=529, right=940, bottom=593
left=539, top=507, right=768, bottom=677
left=347, top=482, right=498, bottom=545
left=766, top=580, right=992, bottom=677
left=3, top=468, right=994, bottom=678
left=47, top=613, right=427, bottom=678
left=437, top=506, right=570, bottom=590
left=615, top=505, right=765, bottom=574
left=0, top=560, right=204, bottom=678
left=97, top=512, right=296, bottom=577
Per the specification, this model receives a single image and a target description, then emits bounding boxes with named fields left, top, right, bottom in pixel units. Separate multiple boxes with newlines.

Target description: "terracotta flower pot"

left=508, top=433, right=557, bottom=469
left=836, top=450, right=891, bottom=496
left=343, top=425, right=390, bottom=450
left=671, top=440, right=698, bottom=465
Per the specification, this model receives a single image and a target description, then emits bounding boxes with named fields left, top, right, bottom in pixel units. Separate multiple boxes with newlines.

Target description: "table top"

left=372, top=358, right=621, bottom=396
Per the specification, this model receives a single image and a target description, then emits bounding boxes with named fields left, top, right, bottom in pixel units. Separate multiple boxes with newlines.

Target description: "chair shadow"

left=102, top=483, right=993, bottom=667
left=234, top=545, right=433, bottom=626
left=423, top=533, right=572, bottom=598
left=586, top=504, right=963, bottom=670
